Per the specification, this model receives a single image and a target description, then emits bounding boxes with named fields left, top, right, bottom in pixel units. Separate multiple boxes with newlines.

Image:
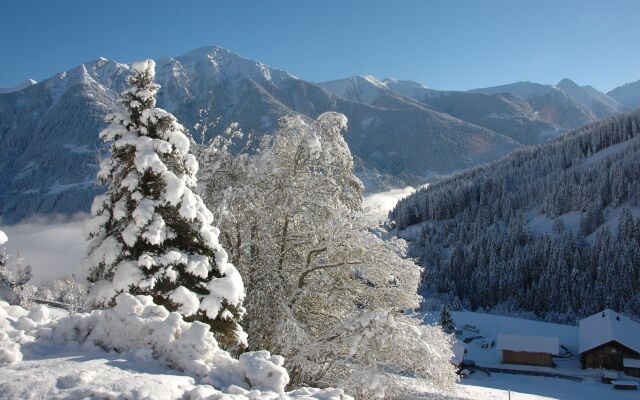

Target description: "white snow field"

left=3, top=297, right=638, bottom=399
left=0, top=295, right=349, bottom=399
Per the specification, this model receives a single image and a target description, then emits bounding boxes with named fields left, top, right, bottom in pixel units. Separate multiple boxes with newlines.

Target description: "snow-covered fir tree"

left=439, top=304, right=455, bottom=333
left=198, top=113, right=456, bottom=398
left=85, top=60, right=246, bottom=350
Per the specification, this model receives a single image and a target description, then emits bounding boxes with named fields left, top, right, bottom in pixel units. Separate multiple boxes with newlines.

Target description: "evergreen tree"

left=439, top=304, right=455, bottom=333
left=85, top=60, right=246, bottom=350
left=452, top=296, right=463, bottom=311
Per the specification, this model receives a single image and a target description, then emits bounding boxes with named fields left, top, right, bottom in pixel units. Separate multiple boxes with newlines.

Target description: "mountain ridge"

left=1, top=46, right=636, bottom=223
left=0, top=46, right=522, bottom=223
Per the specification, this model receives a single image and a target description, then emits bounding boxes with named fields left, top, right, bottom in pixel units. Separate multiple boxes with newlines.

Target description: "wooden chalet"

left=496, top=334, right=559, bottom=367
left=579, top=309, right=640, bottom=372
left=623, top=358, right=640, bottom=378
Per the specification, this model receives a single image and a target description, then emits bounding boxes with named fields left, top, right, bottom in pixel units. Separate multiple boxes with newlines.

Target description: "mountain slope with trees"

left=391, top=110, right=640, bottom=321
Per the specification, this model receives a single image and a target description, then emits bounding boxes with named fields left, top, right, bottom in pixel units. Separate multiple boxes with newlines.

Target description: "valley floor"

left=418, top=311, right=640, bottom=400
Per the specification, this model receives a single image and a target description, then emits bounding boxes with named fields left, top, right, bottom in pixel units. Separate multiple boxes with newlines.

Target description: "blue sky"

left=1, top=0, right=639, bottom=91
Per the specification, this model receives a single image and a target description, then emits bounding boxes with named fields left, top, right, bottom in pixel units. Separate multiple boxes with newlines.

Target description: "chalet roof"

left=579, top=309, right=640, bottom=355
left=496, top=334, right=559, bottom=355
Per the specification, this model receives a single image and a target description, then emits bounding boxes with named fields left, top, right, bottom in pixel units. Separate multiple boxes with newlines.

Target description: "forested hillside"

left=391, top=110, right=640, bottom=321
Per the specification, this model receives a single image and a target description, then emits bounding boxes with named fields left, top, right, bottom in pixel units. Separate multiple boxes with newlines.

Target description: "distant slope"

left=470, top=81, right=598, bottom=129
left=0, top=46, right=520, bottom=223
left=0, top=65, right=117, bottom=222
left=608, top=79, right=640, bottom=110
left=320, top=76, right=562, bottom=145
left=391, top=110, right=640, bottom=320
left=555, top=78, right=626, bottom=119
left=413, top=91, right=561, bottom=145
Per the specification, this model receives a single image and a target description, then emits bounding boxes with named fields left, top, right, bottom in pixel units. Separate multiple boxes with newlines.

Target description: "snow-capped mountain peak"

left=382, top=77, right=428, bottom=89
left=316, top=75, right=392, bottom=104
left=361, top=75, right=387, bottom=88
left=0, top=78, right=37, bottom=94
left=472, top=81, right=558, bottom=99
left=172, top=45, right=296, bottom=85
left=556, top=77, right=626, bottom=119
left=6, top=44, right=631, bottom=224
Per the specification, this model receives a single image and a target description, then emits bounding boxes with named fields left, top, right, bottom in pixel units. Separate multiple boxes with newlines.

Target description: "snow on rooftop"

left=496, top=334, right=559, bottom=355
left=623, top=358, right=640, bottom=369
left=579, top=309, right=640, bottom=354
left=611, top=380, right=638, bottom=387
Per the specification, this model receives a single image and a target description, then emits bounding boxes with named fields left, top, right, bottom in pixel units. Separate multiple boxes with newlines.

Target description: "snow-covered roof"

left=612, top=380, right=638, bottom=387
left=579, top=309, right=640, bottom=354
left=623, top=358, right=640, bottom=369
left=496, top=334, right=559, bottom=355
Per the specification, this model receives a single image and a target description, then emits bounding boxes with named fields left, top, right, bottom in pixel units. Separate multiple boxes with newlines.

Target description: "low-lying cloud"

left=1, top=215, right=89, bottom=284
left=0, top=186, right=423, bottom=284
left=363, top=186, right=420, bottom=217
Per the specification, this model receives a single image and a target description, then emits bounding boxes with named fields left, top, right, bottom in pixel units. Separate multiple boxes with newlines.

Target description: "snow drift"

left=0, top=294, right=350, bottom=399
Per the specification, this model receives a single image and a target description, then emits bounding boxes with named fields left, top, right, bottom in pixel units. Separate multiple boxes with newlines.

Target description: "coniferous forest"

left=392, top=110, right=640, bottom=321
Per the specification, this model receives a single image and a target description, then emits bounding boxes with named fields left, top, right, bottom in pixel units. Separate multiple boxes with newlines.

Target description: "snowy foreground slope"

left=2, top=295, right=638, bottom=399
left=0, top=295, right=348, bottom=399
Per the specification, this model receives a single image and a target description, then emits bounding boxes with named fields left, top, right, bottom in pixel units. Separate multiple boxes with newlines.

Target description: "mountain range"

left=1, top=45, right=639, bottom=223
